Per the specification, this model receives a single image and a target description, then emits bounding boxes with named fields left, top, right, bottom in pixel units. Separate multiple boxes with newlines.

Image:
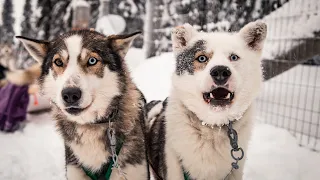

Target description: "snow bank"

left=0, top=113, right=65, bottom=180
left=257, top=64, right=320, bottom=150
left=132, top=52, right=175, bottom=102
left=262, top=0, right=320, bottom=59
left=245, top=122, right=320, bottom=180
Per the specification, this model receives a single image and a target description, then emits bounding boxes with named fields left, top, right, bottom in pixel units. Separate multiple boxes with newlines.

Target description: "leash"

left=82, top=119, right=126, bottom=180
left=183, top=120, right=244, bottom=180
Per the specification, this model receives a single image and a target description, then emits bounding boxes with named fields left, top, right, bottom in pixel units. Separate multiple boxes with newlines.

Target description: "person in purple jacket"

left=0, top=82, right=29, bottom=132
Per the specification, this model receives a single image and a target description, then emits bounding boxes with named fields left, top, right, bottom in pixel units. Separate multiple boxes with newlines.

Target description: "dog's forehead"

left=188, top=32, right=242, bottom=52
left=50, top=31, right=108, bottom=54
left=64, top=35, right=83, bottom=58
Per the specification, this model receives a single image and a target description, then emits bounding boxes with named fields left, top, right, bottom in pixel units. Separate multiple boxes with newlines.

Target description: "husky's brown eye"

left=54, top=58, right=63, bottom=67
left=230, top=54, right=239, bottom=61
left=87, top=57, right=98, bottom=66
left=197, top=55, right=208, bottom=63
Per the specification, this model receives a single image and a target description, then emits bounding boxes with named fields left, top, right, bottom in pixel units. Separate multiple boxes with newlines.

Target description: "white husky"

left=147, top=21, right=267, bottom=180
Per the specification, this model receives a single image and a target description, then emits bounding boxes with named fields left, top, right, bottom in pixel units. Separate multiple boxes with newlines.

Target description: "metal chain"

left=107, top=120, right=127, bottom=180
left=224, top=121, right=244, bottom=180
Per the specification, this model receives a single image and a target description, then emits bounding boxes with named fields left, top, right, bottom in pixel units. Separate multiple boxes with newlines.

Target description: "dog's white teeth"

left=210, top=93, right=214, bottom=99
left=225, top=93, right=231, bottom=99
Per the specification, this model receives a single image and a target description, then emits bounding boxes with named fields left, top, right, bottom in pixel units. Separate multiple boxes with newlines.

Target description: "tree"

left=0, top=26, right=3, bottom=42
left=49, top=0, right=72, bottom=38
left=144, top=0, right=164, bottom=58
left=204, top=0, right=290, bottom=32
left=144, top=0, right=155, bottom=58
left=21, top=0, right=34, bottom=38
left=1, top=0, right=15, bottom=45
left=36, top=0, right=54, bottom=39
left=87, top=0, right=100, bottom=28
left=19, top=0, right=36, bottom=68
left=109, top=0, right=146, bottom=47
left=36, top=0, right=72, bottom=40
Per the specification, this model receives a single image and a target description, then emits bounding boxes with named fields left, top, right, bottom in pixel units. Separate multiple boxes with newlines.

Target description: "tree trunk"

left=144, top=0, right=156, bottom=58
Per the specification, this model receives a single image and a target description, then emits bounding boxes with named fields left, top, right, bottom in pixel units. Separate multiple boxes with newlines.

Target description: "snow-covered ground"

left=0, top=48, right=319, bottom=180
left=257, top=64, right=320, bottom=150
left=262, top=0, right=320, bottom=59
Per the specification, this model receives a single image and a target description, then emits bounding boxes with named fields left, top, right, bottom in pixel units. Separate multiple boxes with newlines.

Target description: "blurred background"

left=0, top=0, right=319, bottom=179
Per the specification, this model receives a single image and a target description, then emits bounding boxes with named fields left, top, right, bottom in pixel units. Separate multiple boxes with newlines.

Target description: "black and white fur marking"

left=147, top=21, right=267, bottom=180
left=18, top=30, right=149, bottom=180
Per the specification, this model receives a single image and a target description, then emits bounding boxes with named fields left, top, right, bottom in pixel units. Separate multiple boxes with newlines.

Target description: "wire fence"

left=255, top=0, right=320, bottom=151
left=151, top=0, right=320, bottom=151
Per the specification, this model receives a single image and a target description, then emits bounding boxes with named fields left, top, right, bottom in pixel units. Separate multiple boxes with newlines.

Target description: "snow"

left=12, top=0, right=25, bottom=37
left=244, top=122, right=320, bottom=180
left=262, top=0, right=320, bottom=59
left=72, top=0, right=90, bottom=8
left=132, top=52, right=175, bottom=101
left=1, top=49, right=319, bottom=180
left=95, top=15, right=126, bottom=35
left=0, top=113, right=65, bottom=180
left=257, top=64, right=320, bottom=150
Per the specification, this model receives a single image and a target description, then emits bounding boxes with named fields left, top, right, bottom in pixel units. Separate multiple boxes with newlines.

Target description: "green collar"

left=184, top=171, right=190, bottom=180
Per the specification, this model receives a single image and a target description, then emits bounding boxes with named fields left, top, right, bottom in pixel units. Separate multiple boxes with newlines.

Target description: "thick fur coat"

left=18, top=30, right=149, bottom=180
left=147, top=21, right=267, bottom=180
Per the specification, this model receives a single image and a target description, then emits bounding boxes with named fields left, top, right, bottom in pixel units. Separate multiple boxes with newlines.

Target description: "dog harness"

left=82, top=115, right=126, bottom=180
left=183, top=120, right=244, bottom=180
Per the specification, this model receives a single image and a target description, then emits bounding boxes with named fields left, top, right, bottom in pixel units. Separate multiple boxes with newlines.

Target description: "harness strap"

left=83, top=136, right=124, bottom=180
left=184, top=172, right=190, bottom=180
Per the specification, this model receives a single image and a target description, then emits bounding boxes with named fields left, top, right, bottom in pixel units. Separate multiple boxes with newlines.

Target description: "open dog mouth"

left=203, top=87, right=234, bottom=106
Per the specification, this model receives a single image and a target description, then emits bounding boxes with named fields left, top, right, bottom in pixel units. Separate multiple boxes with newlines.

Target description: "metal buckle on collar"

left=224, top=120, right=244, bottom=179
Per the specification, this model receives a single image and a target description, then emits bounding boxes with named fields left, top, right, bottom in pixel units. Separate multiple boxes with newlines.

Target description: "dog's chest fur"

left=165, top=98, right=253, bottom=179
left=70, top=125, right=110, bottom=171
left=57, top=119, right=112, bottom=171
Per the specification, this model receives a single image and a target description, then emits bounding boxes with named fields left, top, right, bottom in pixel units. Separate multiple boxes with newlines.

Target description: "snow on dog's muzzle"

left=203, top=87, right=234, bottom=106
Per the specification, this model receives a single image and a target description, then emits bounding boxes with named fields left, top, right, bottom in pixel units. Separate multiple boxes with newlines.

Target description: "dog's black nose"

left=210, top=66, right=232, bottom=85
left=61, top=88, right=82, bottom=106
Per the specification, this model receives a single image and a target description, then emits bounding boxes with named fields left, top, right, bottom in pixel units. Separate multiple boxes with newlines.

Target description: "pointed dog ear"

left=171, top=23, right=198, bottom=53
left=239, top=20, right=267, bottom=51
left=16, top=36, right=49, bottom=63
left=109, top=31, right=141, bottom=58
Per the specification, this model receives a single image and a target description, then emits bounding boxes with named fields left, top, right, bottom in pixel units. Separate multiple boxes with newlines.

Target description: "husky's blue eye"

left=88, top=57, right=98, bottom=66
left=230, top=54, right=239, bottom=61
left=54, top=58, right=63, bottom=67
left=197, top=55, right=208, bottom=63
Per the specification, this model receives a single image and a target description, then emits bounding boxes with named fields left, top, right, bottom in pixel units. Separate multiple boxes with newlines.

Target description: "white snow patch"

left=257, top=64, right=320, bottom=149
left=72, top=0, right=90, bottom=8
left=125, top=48, right=146, bottom=72
left=0, top=113, right=65, bottom=180
left=95, top=15, right=126, bottom=35
left=262, top=0, right=320, bottom=59
left=132, top=52, right=175, bottom=101
left=244, top=122, right=320, bottom=180
left=12, top=0, right=25, bottom=36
